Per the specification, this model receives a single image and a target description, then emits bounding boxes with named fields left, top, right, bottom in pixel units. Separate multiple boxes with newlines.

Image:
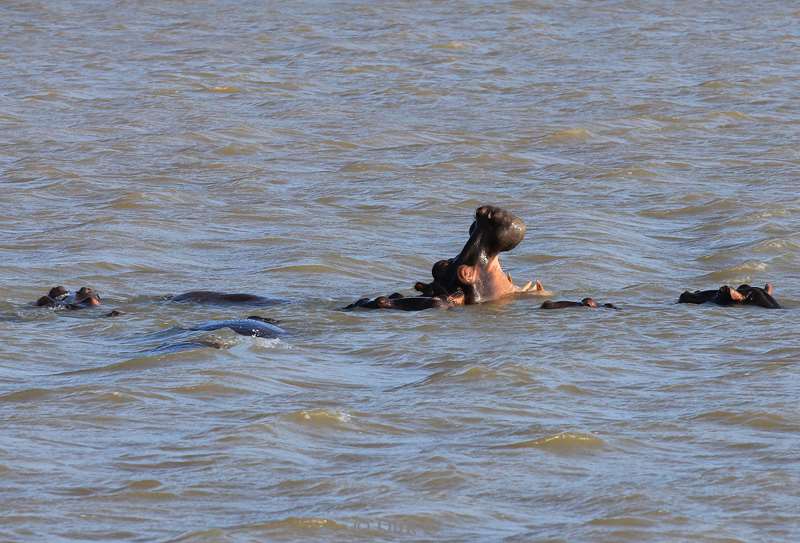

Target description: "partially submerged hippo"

left=34, top=286, right=285, bottom=337
left=541, top=298, right=619, bottom=310
left=190, top=316, right=286, bottom=338
left=36, top=286, right=102, bottom=310
left=678, top=283, right=780, bottom=309
left=347, top=205, right=548, bottom=310
left=169, top=291, right=282, bottom=305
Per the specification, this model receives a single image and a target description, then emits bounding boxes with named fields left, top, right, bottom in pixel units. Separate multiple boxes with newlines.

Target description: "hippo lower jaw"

left=461, top=254, right=517, bottom=304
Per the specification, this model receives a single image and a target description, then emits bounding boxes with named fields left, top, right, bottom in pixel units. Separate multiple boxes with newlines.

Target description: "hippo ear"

left=457, top=264, right=477, bottom=285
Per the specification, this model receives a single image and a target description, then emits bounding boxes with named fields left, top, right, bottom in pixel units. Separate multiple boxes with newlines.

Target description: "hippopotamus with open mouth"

left=347, top=205, right=548, bottom=310
left=678, top=283, right=780, bottom=309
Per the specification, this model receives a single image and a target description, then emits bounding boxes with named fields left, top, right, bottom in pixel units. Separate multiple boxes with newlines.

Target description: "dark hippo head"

left=416, top=205, right=527, bottom=305
left=678, top=283, right=780, bottom=309
left=36, top=286, right=102, bottom=309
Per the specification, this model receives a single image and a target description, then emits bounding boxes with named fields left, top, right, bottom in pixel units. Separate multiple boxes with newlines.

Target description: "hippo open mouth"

left=348, top=205, right=547, bottom=310
left=416, top=205, right=529, bottom=305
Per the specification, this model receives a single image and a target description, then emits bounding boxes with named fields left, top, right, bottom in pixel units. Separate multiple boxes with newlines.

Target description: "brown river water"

left=2, top=1, right=799, bottom=541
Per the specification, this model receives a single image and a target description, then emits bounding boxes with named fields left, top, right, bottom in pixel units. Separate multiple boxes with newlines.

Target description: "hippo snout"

left=475, top=205, right=526, bottom=253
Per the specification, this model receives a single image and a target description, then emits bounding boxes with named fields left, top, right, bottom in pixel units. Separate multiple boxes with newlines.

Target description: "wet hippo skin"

left=189, top=316, right=286, bottom=338
left=170, top=291, right=281, bottom=305
left=540, top=298, right=619, bottom=310
left=36, top=286, right=102, bottom=310
left=678, top=283, right=780, bottom=309
left=347, top=205, right=548, bottom=311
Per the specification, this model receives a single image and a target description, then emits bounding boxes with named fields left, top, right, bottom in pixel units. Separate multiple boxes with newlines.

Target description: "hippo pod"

left=36, top=286, right=102, bottom=310
left=33, top=287, right=286, bottom=337
left=347, top=205, right=548, bottom=311
left=678, top=283, right=780, bottom=309
left=541, top=298, right=619, bottom=310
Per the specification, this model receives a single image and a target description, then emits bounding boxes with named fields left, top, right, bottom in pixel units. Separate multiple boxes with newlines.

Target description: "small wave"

left=262, top=263, right=346, bottom=276
left=596, top=167, right=658, bottom=179
left=390, top=367, right=498, bottom=390
left=249, top=337, right=287, bottom=350
left=171, top=516, right=348, bottom=541
left=751, top=238, right=799, bottom=253
left=702, top=261, right=768, bottom=282
left=167, top=383, right=251, bottom=398
left=556, top=383, right=591, bottom=395
left=126, top=479, right=162, bottom=491
left=24, top=90, right=66, bottom=102
left=698, top=79, right=734, bottom=89
left=0, top=387, right=53, bottom=403
left=494, top=432, right=605, bottom=454
left=339, top=161, right=398, bottom=173
left=214, top=143, right=258, bottom=156
left=0, top=384, right=144, bottom=406
left=392, top=363, right=539, bottom=391
left=393, top=468, right=469, bottom=491
left=692, top=410, right=798, bottom=432
left=206, top=85, right=241, bottom=93
left=50, top=486, right=98, bottom=497
left=589, top=516, right=655, bottom=527
left=259, top=516, right=347, bottom=531
left=455, top=366, right=497, bottom=382
left=284, top=409, right=352, bottom=428
left=58, top=349, right=202, bottom=375
left=108, top=489, right=178, bottom=502
left=319, top=138, right=359, bottom=149
left=542, top=127, right=593, bottom=143
left=431, top=40, right=467, bottom=50
left=342, top=64, right=398, bottom=75
left=639, top=197, right=737, bottom=218
left=108, top=192, right=156, bottom=210
left=705, top=110, right=751, bottom=121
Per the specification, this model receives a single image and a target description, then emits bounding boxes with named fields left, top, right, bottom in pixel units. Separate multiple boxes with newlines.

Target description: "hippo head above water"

left=36, top=286, right=102, bottom=309
left=415, top=205, right=529, bottom=305
left=678, top=283, right=780, bottom=309
left=348, top=205, right=547, bottom=310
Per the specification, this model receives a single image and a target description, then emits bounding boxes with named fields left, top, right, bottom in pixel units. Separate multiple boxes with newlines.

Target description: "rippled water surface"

left=2, top=1, right=800, bottom=541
